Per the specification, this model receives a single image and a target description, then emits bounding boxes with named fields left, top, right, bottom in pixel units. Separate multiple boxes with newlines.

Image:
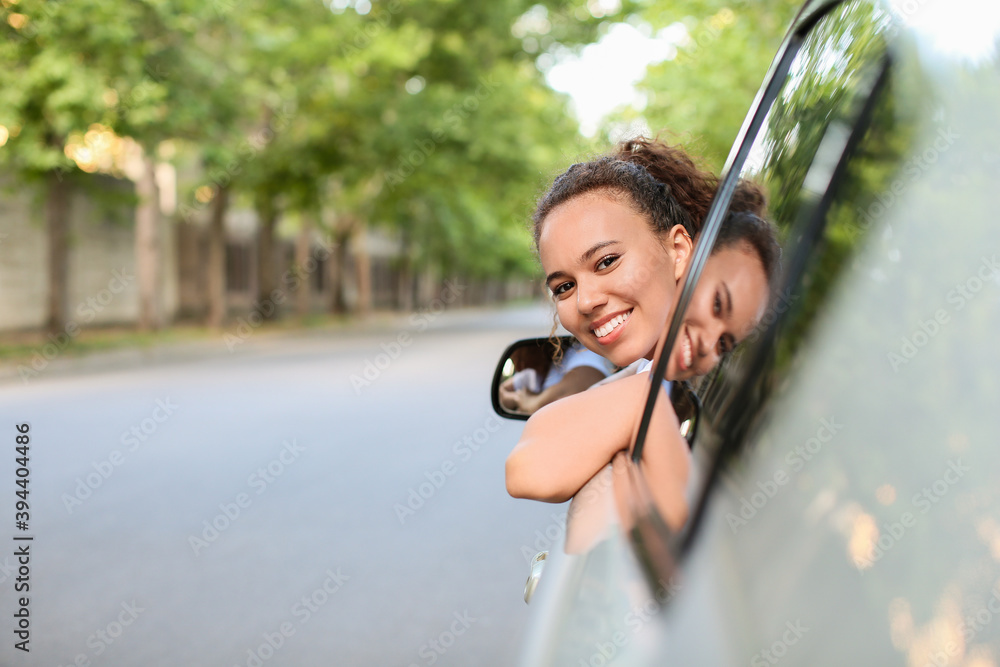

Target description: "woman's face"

left=539, top=192, right=691, bottom=368
left=663, top=244, right=770, bottom=381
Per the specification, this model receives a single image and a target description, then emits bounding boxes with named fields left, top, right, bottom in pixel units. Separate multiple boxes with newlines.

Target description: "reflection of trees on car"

left=689, top=3, right=1000, bottom=658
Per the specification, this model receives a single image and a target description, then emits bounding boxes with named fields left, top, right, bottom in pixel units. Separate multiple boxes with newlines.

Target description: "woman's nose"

left=576, top=279, right=607, bottom=314
left=696, top=325, right=723, bottom=360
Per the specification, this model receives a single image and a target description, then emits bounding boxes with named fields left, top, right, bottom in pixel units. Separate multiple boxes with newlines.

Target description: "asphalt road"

left=0, top=303, right=567, bottom=667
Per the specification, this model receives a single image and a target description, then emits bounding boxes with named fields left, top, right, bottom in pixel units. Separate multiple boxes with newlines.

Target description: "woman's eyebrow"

left=545, top=270, right=568, bottom=285
left=544, top=240, right=620, bottom=285
left=722, top=282, right=733, bottom=319
left=579, top=240, right=619, bottom=263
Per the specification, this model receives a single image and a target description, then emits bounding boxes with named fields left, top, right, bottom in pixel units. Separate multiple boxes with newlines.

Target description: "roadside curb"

left=0, top=302, right=551, bottom=385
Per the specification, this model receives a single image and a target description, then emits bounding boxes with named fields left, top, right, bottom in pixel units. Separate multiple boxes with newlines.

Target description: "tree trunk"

left=294, top=216, right=312, bottom=318
left=396, top=232, right=413, bottom=311
left=45, top=170, right=70, bottom=335
left=135, top=156, right=161, bottom=331
left=353, top=220, right=372, bottom=317
left=327, top=228, right=350, bottom=315
left=255, top=195, right=279, bottom=321
left=206, top=185, right=229, bottom=329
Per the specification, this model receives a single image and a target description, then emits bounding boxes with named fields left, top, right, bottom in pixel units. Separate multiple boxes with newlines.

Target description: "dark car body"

left=517, top=0, right=1000, bottom=664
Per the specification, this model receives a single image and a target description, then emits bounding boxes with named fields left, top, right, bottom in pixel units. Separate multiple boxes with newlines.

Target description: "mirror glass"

left=491, top=336, right=616, bottom=419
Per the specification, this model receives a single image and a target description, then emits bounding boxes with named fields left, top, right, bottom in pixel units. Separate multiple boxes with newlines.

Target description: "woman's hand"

left=498, top=378, right=522, bottom=411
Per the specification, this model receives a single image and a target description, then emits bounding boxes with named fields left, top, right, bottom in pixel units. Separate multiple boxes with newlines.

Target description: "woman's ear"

left=668, top=225, right=694, bottom=281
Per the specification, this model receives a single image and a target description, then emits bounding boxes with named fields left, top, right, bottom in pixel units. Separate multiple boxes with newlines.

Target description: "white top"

left=542, top=346, right=615, bottom=390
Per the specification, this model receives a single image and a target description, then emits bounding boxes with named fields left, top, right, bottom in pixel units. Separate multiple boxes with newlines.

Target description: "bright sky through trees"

left=543, top=20, right=689, bottom=136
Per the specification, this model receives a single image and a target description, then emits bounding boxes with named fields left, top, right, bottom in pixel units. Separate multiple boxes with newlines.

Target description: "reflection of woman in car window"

left=499, top=343, right=614, bottom=416
left=505, top=142, right=780, bottom=528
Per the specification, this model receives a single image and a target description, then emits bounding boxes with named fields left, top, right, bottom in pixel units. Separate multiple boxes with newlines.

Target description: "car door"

left=520, top=0, right=1000, bottom=665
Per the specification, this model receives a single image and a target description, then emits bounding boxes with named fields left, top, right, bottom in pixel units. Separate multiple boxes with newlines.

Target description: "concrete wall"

left=0, top=175, right=178, bottom=333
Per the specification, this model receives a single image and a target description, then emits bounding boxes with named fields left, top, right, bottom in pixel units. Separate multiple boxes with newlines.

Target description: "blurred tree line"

left=0, top=0, right=798, bottom=335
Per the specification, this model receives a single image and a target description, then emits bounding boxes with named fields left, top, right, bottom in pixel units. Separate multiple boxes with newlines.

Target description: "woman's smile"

left=591, top=309, right=632, bottom=342
left=676, top=326, right=693, bottom=371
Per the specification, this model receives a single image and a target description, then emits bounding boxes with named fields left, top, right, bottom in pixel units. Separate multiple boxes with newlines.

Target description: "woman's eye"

left=714, top=292, right=722, bottom=316
left=551, top=281, right=574, bottom=297
left=596, top=254, right=620, bottom=271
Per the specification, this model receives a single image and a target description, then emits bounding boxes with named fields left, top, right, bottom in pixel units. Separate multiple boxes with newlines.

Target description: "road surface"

left=0, top=303, right=570, bottom=667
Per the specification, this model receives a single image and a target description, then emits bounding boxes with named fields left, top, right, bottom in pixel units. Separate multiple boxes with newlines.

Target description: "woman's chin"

left=609, top=343, right=647, bottom=369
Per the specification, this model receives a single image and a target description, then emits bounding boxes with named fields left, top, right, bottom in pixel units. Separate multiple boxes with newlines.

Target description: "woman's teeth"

left=682, top=333, right=692, bottom=369
left=594, top=311, right=630, bottom=338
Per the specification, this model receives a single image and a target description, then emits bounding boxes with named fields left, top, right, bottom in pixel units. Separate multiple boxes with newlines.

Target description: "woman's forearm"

left=505, top=373, right=650, bottom=502
left=520, top=365, right=608, bottom=414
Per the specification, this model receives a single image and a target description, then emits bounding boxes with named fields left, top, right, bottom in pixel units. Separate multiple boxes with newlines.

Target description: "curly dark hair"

left=532, top=156, right=694, bottom=245
left=715, top=211, right=781, bottom=287
left=614, top=137, right=719, bottom=227
left=532, top=136, right=779, bottom=284
left=615, top=136, right=768, bottom=225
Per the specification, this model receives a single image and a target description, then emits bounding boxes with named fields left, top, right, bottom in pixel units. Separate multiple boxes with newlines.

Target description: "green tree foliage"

left=609, top=0, right=802, bottom=169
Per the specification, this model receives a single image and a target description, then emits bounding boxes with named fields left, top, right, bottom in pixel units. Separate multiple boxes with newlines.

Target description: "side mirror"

left=490, top=336, right=610, bottom=420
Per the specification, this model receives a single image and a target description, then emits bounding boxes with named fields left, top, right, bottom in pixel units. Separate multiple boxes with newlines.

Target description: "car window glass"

left=645, top=3, right=1000, bottom=665
left=689, top=0, right=892, bottom=472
